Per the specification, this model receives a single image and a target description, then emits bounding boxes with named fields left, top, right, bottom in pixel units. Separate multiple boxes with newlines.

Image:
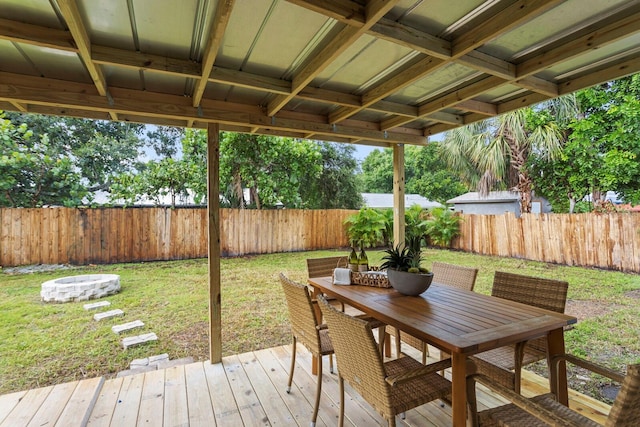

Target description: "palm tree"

left=441, top=96, right=578, bottom=213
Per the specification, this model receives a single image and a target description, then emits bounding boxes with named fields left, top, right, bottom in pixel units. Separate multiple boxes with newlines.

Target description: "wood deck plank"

left=0, top=385, right=53, bottom=427
left=203, top=360, right=244, bottom=427
left=222, top=354, right=270, bottom=427
left=27, top=381, right=76, bottom=427
left=111, top=372, right=144, bottom=426
left=254, top=347, right=327, bottom=427
left=0, top=345, right=614, bottom=427
left=238, top=351, right=299, bottom=426
left=163, top=365, right=189, bottom=427
left=0, top=390, right=27, bottom=424
left=277, top=343, right=382, bottom=426
left=55, top=376, right=104, bottom=427
left=184, top=361, right=216, bottom=427
left=87, top=377, right=124, bottom=427
left=136, top=368, right=165, bottom=426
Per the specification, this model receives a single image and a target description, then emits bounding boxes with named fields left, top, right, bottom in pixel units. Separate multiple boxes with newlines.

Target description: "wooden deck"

left=0, top=343, right=611, bottom=427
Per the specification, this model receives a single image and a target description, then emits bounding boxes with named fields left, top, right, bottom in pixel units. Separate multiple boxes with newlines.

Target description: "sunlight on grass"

left=1, top=248, right=639, bottom=395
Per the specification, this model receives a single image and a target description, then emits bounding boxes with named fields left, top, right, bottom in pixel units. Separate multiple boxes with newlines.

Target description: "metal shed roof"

left=1, top=0, right=640, bottom=148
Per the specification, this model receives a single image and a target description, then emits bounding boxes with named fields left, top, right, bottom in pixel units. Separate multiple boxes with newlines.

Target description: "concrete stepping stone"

left=83, top=300, right=111, bottom=310
left=130, top=353, right=169, bottom=369
left=93, top=309, right=124, bottom=321
left=112, top=320, right=144, bottom=334
left=116, top=365, right=156, bottom=378
left=122, top=332, right=158, bottom=349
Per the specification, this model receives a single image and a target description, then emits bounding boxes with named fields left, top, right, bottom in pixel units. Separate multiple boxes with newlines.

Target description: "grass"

left=1, top=248, right=640, bottom=401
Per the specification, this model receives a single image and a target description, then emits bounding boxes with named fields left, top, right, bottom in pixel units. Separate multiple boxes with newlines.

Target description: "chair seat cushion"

left=478, top=393, right=600, bottom=427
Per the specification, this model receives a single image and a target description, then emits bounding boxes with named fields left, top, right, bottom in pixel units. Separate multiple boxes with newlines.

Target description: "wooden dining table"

left=308, top=277, right=577, bottom=427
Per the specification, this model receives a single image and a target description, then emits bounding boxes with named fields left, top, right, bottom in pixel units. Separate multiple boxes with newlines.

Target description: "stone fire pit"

left=41, top=274, right=121, bottom=303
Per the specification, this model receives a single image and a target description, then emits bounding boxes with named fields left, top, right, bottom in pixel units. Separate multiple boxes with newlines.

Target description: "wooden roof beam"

left=333, top=0, right=561, bottom=127
left=516, top=6, right=640, bottom=79
left=0, top=72, right=427, bottom=145
left=56, top=0, right=116, bottom=120
left=266, top=0, right=400, bottom=116
left=0, top=17, right=77, bottom=52
left=191, top=0, right=235, bottom=108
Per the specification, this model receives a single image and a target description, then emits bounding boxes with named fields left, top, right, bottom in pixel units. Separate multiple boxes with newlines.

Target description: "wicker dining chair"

left=317, top=295, right=453, bottom=427
left=306, top=256, right=348, bottom=311
left=470, top=271, right=569, bottom=393
left=467, top=353, right=640, bottom=427
left=279, top=273, right=334, bottom=427
left=395, top=262, right=479, bottom=363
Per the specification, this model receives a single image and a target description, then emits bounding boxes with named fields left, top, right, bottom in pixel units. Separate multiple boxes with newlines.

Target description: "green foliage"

left=530, top=76, right=640, bottom=211
left=423, top=208, right=462, bottom=247
left=343, top=207, right=387, bottom=248
left=299, top=142, right=363, bottom=209
left=0, top=114, right=86, bottom=207
left=359, top=145, right=467, bottom=204
left=380, top=235, right=425, bottom=272
left=359, top=148, right=394, bottom=193
left=220, top=132, right=322, bottom=209
left=442, top=96, right=577, bottom=212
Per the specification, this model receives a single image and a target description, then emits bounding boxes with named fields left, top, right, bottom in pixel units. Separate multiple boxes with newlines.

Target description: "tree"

left=405, top=144, right=467, bottom=204
left=300, top=142, right=362, bottom=209
left=220, top=133, right=322, bottom=209
left=4, top=112, right=145, bottom=192
left=530, top=76, right=640, bottom=211
left=441, top=96, right=578, bottom=213
left=109, top=128, right=207, bottom=207
left=0, top=113, right=86, bottom=207
left=360, top=149, right=394, bottom=193
left=359, top=144, right=467, bottom=204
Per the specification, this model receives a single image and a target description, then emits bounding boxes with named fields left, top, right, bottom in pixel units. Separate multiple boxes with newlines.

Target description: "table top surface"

left=309, top=277, right=577, bottom=355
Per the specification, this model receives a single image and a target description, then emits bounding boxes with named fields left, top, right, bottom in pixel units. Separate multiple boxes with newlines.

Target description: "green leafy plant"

left=423, top=207, right=462, bottom=247
left=343, top=207, right=387, bottom=248
left=380, top=236, right=429, bottom=273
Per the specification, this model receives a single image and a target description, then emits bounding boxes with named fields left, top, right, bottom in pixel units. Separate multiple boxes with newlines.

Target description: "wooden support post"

left=207, top=123, right=222, bottom=363
left=393, top=143, right=405, bottom=248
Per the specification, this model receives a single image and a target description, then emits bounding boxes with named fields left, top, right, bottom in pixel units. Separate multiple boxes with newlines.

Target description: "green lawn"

left=1, top=248, right=639, bottom=401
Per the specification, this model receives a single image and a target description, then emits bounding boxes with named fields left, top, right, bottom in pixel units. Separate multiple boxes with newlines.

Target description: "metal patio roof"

left=1, top=0, right=640, bottom=148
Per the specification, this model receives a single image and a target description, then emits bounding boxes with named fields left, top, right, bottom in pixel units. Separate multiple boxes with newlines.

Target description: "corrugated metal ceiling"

left=1, top=0, right=640, bottom=147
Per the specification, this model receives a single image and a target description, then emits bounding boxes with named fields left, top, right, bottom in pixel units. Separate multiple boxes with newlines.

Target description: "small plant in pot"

left=380, top=236, right=433, bottom=296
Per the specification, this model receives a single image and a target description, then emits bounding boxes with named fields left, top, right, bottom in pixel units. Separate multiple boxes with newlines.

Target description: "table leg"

left=310, top=285, right=322, bottom=376
left=547, top=327, right=568, bottom=405
left=451, top=352, right=468, bottom=427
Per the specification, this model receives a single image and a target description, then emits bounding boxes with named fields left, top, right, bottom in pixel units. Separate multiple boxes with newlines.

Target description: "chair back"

left=306, top=256, right=348, bottom=278
left=492, top=271, right=568, bottom=313
left=279, top=273, right=322, bottom=354
left=606, top=363, right=640, bottom=427
left=431, top=262, right=478, bottom=291
left=317, top=295, right=391, bottom=412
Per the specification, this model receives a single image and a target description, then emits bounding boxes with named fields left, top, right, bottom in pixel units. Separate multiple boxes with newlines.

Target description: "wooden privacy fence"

left=452, top=212, right=640, bottom=273
left=2, top=208, right=640, bottom=273
left=0, top=207, right=355, bottom=267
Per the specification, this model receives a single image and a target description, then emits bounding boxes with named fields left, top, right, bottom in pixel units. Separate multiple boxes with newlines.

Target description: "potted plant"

left=380, top=236, right=433, bottom=296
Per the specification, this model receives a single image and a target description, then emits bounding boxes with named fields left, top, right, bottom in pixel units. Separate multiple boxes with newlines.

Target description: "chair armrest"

left=316, top=323, right=328, bottom=331
left=385, top=358, right=452, bottom=386
left=551, top=353, right=625, bottom=383
left=355, top=315, right=385, bottom=329
left=468, top=374, right=585, bottom=427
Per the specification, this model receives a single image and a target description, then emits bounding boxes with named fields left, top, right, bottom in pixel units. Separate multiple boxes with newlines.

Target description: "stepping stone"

left=93, top=309, right=124, bottom=321
left=117, top=365, right=157, bottom=378
left=122, top=332, right=158, bottom=349
left=130, top=353, right=169, bottom=369
left=112, top=320, right=144, bottom=334
left=83, top=300, right=111, bottom=310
